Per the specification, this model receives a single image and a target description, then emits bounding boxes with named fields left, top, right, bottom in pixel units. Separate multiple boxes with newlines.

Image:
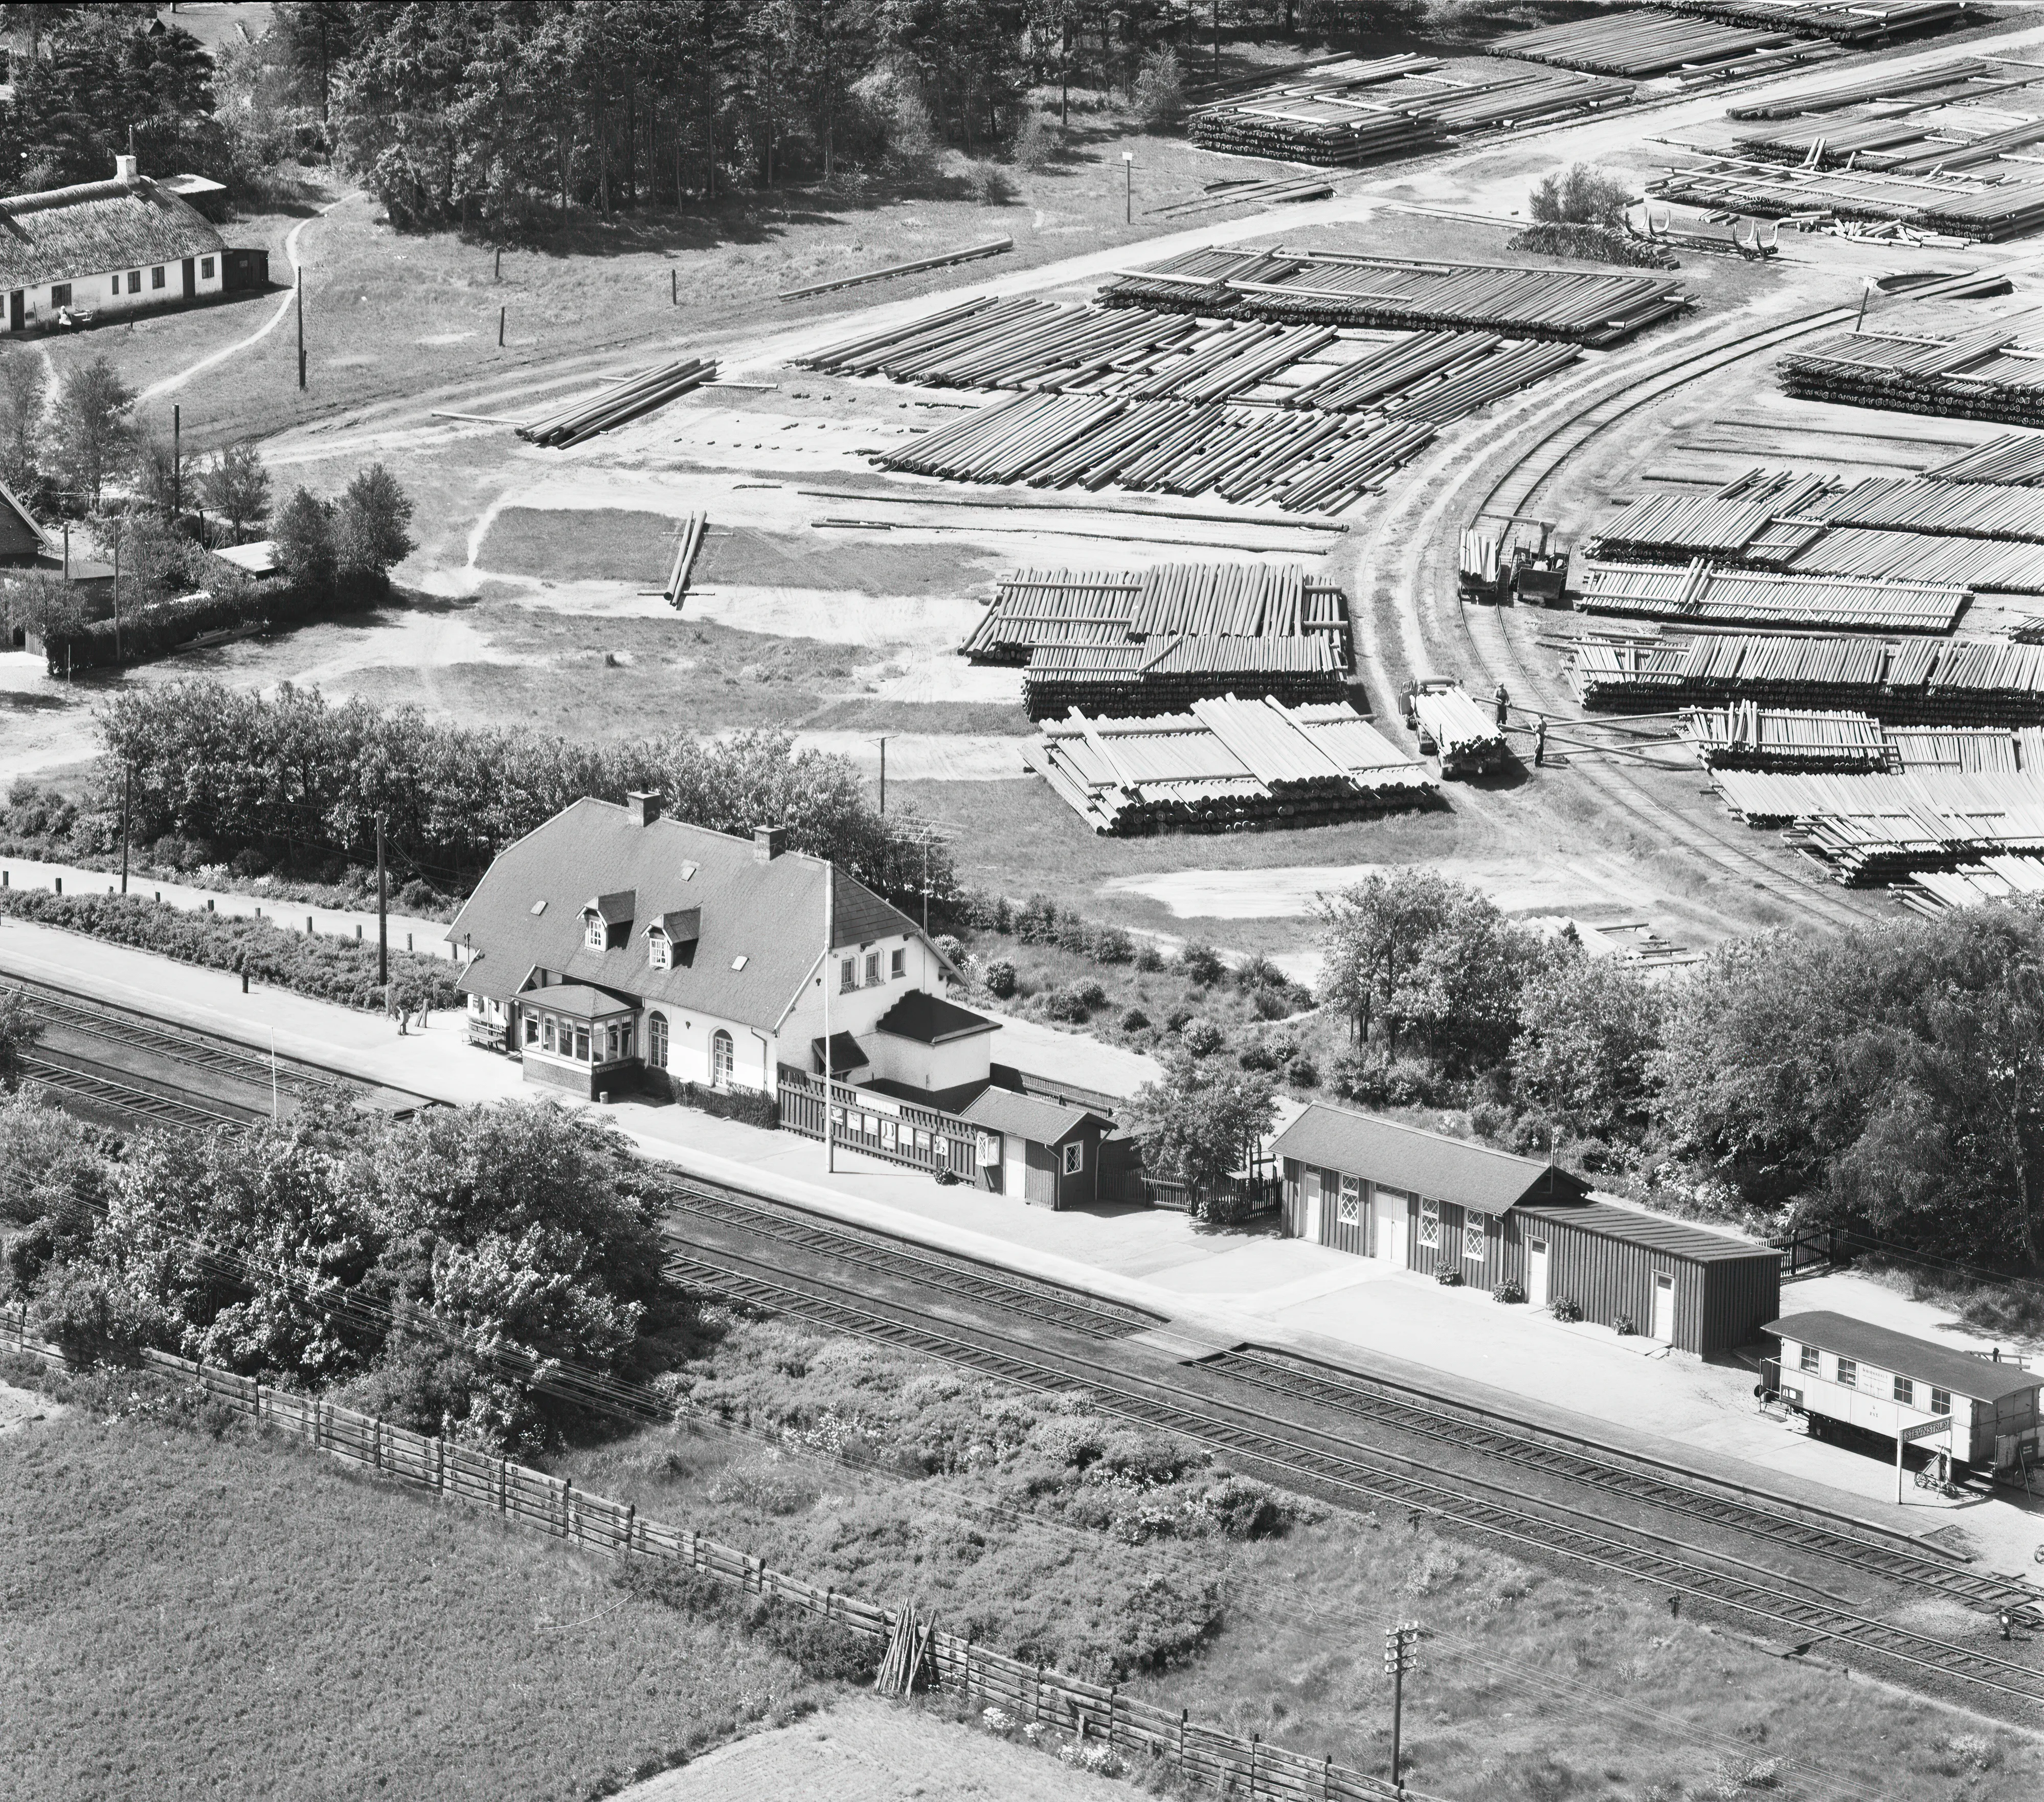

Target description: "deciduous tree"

left=50, top=355, right=136, bottom=508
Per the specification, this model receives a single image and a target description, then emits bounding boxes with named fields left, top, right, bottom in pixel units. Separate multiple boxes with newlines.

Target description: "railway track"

left=1208, top=1346, right=2040, bottom=1625
left=670, top=1242, right=2044, bottom=1709
left=17, top=1052, right=256, bottom=1131
left=665, top=1179, right=1161, bottom=1341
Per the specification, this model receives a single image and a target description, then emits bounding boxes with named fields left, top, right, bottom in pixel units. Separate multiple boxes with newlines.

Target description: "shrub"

left=1528, top=162, right=1633, bottom=228
left=1287, top=1058, right=1318, bottom=1089
left=1237, top=1042, right=1277, bottom=1072
left=1613, top=1313, right=1636, bottom=1337
left=1135, top=943, right=1165, bottom=973
left=1091, top=925, right=1134, bottom=965
left=1121, top=1007, right=1150, bottom=1032
left=1492, top=1280, right=1524, bottom=1305
left=1179, top=942, right=1226, bottom=986
left=1012, top=109, right=1054, bottom=172
left=1511, top=221, right=1675, bottom=269
left=1435, top=1269, right=1465, bottom=1288
left=1131, top=45, right=1184, bottom=128
left=618, top=1564, right=882, bottom=1683
left=1164, top=1008, right=1193, bottom=1034
left=983, top=959, right=1017, bottom=999
left=1551, top=1297, right=1583, bottom=1323
left=1181, top=1018, right=1225, bottom=1058
left=672, top=1082, right=778, bottom=1130
left=1470, top=1099, right=1514, bottom=1143
left=1013, top=895, right=1059, bottom=945
left=963, top=159, right=1012, bottom=206
left=1042, top=983, right=1103, bottom=1024
left=1252, top=988, right=1295, bottom=1021
left=1234, top=954, right=1286, bottom=992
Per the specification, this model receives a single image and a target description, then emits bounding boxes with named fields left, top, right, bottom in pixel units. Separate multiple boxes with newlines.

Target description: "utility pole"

left=873, top=735, right=889, bottom=814
left=172, top=403, right=181, bottom=517
left=119, top=763, right=130, bottom=895
left=1384, top=1621, right=1421, bottom=1793
left=296, top=267, right=306, bottom=390
left=1213, top=0, right=1221, bottom=83
left=376, top=811, right=388, bottom=991
left=110, top=517, right=120, bottom=664
left=823, top=861, right=835, bottom=1175
left=1123, top=152, right=1133, bottom=224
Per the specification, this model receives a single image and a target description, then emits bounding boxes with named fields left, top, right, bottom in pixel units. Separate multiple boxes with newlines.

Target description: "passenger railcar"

left=1764, top=1310, right=2043, bottom=1474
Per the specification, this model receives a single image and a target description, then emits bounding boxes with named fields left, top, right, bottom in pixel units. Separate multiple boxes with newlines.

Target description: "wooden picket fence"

left=2, top=1307, right=1433, bottom=1801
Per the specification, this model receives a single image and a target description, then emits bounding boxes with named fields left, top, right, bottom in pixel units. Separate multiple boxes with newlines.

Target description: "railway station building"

left=1271, top=1103, right=1781, bottom=1355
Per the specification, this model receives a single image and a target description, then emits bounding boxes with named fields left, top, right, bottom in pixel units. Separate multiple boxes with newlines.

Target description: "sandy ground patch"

left=790, top=732, right=1029, bottom=780
left=690, top=590, right=988, bottom=648
left=1103, top=854, right=1669, bottom=921
left=0, top=1380, right=64, bottom=1437
left=615, top=1694, right=1113, bottom=1802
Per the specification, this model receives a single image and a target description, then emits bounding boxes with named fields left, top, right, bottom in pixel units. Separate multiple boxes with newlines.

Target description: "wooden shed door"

left=1526, top=1239, right=1549, bottom=1309
left=182, top=257, right=195, bottom=298
left=1300, top=1169, right=1323, bottom=1242
left=1651, top=1273, right=1676, bottom=1345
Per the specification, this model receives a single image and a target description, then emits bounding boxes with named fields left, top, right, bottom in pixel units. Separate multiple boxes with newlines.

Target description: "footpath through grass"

left=0, top=1398, right=822, bottom=1802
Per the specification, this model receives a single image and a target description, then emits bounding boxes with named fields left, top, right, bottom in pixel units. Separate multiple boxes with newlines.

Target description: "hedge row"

left=46, top=568, right=389, bottom=673
left=0, top=888, right=463, bottom=1012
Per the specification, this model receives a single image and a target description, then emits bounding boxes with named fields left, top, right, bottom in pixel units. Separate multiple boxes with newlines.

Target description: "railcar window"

left=1836, top=1358, right=1857, bottom=1388
left=1930, top=1387, right=1951, bottom=1415
left=1799, top=1344, right=1818, bottom=1373
left=1893, top=1376, right=1914, bottom=1406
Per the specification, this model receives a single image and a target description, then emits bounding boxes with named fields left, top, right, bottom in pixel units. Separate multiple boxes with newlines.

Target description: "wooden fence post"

left=1250, top=1732, right=1260, bottom=1798
left=1321, top=1753, right=1333, bottom=1800
left=497, top=1457, right=509, bottom=1516
left=622, top=1502, right=635, bottom=1555
left=560, top=1477, right=573, bottom=1539
left=1034, top=1662, right=1046, bottom=1724
left=1109, top=1686, right=1119, bottom=1752
left=436, top=1434, right=446, bottom=1495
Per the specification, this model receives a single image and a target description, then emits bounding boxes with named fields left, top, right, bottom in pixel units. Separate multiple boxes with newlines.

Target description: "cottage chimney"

left=624, top=791, right=660, bottom=827
left=753, top=824, right=787, bottom=862
left=114, top=154, right=139, bottom=185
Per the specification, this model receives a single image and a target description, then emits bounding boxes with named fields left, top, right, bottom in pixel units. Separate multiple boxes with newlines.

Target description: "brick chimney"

left=114, top=154, right=139, bottom=185
left=625, top=791, right=661, bottom=827
left=753, top=824, right=787, bottom=862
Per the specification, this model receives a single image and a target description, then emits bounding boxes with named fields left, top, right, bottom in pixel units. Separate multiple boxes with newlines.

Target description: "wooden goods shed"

left=1271, top=1103, right=1781, bottom=1354
left=958, top=1087, right=1112, bottom=1210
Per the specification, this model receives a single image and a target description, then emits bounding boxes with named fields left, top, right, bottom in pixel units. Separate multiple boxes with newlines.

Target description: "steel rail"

left=18, top=1052, right=255, bottom=1132
left=1207, top=1346, right=2040, bottom=1622
left=668, top=1246, right=2044, bottom=1706
left=664, top=1180, right=1161, bottom=1342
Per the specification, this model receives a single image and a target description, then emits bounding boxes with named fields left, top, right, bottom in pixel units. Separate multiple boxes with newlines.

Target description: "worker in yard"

left=1534, top=715, right=1547, bottom=767
left=1493, top=682, right=1510, bottom=728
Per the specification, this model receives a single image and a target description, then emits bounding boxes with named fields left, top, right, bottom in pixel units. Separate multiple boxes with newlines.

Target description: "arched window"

left=711, top=1028, right=734, bottom=1088
left=648, top=1011, right=668, bottom=1070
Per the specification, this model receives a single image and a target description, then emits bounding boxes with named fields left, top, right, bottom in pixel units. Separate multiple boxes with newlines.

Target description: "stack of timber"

left=516, top=357, right=716, bottom=447
left=1024, top=635, right=1346, bottom=719
left=1897, top=850, right=2044, bottom=913
left=1494, top=12, right=1810, bottom=78
left=1185, top=56, right=1629, bottom=168
left=1725, top=55, right=1989, bottom=119
left=1589, top=473, right=1834, bottom=560
left=1570, top=631, right=2044, bottom=723
left=1574, top=558, right=1968, bottom=631
left=1885, top=724, right=2039, bottom=771
left=663, top=513, right=706, bottom=607
left=801, top=298, right=1579, bottom=417
left=1928, top=431, right=2044, bottom=485
left=1026, top=695, right=1435, bottom=835
left=1098, top=248, right=1689, bottom=346
left=1713, top=765, right=2044, bottom=882
left=1646, top=157, right=2044, bottom=240
left=1781, top=526, right=2044, bottom=596
left=875, top=392, right=1435, bottom=514
left=1412, top=685, right=1512, bottom=777
left=1683, top=703, right=1889, bottom=769
left=1653, top=0, right=1974, bottom=46
left=1784, top=317, right=2044, bottom=423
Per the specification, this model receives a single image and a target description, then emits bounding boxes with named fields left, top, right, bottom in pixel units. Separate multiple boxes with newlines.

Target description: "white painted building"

left=0, top=155, right=227, bottom=333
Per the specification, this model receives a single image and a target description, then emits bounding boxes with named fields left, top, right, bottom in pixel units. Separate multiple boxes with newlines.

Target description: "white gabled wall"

left=778, top=930, right=958, bottom=1077
left=3, top=252, right=224, bottom=332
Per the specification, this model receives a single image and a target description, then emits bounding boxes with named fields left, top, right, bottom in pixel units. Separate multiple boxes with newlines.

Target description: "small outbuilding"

left=1767, top=1310, right=2043, bottom=1472
left=1272, top=1102, right=1781, bottom=1355
left=959, top=1087, right=1112, bottom=1210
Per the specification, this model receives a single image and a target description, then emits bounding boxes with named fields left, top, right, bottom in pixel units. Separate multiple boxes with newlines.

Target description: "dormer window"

left=586, top=920, right=605, bottom=952
left=649, top=934, right=670, bottom=971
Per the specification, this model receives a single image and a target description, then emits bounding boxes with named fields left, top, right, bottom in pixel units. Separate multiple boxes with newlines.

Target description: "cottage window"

left=573, top=1027, right=589, bottom=1061
left=647, top=1011, right=668, bottom=1069
left=649, top=934, right=669, bottom=970
left=1930, top=1387, right=1951, bottom=1416
left=891, top=947, right=906, bottom=979
left=1418, top=1198, right=1440, bottom=1249
left=864, top=951, right=881, bottom=986
left=1061, top=1139, right=1084, bottom=1177
left=110, top=277, right=120, bottom=296
left=1464, top=1213, right=1486, bottom=1262
left=840, top=957, right=857, bottom=993
left=1799, top=1344, right=1818, bottom=1374
left=542, top=1017, right=556, bottom=1053
left=1835, top=1358, right=1857, bottom=1389
left=200, top=257, right=214, bottom=280
left=151, top=266, right=165, bottom=289
left=127, top=271, right=140, bottom=293
left=712, top=1029, right=734, bottom=1087
left=1338, top=1176, right=1361, bottom=1226
left=523, top=1015, right=539, bottom=1048
left=1893, top=1375, right=1914, bottom=1407
left=50, top=283, right=69, bottom=309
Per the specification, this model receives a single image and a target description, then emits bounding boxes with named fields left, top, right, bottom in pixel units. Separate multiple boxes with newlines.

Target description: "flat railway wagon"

left=1764, top=1310, right=2043, bottom=1476
left=1273, top=1103, right=1781, bottom=1355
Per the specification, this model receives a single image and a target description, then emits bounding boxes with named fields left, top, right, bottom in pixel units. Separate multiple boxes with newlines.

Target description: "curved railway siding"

left=1207, top=1346, right=2041, bottom=1626
left=668, top=1244, right=2044, bottom=1712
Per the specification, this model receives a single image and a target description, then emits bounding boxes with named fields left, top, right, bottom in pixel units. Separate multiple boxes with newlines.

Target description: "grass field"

left=0, top=1406, right=823, bottom=1802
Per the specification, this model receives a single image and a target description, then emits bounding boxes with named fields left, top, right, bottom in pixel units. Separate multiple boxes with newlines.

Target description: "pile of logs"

left=516, top=357, right=717, bottom=448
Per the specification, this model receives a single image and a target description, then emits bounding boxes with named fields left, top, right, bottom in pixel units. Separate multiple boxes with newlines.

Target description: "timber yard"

left=16, top=8, right=2044, bottom=1802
